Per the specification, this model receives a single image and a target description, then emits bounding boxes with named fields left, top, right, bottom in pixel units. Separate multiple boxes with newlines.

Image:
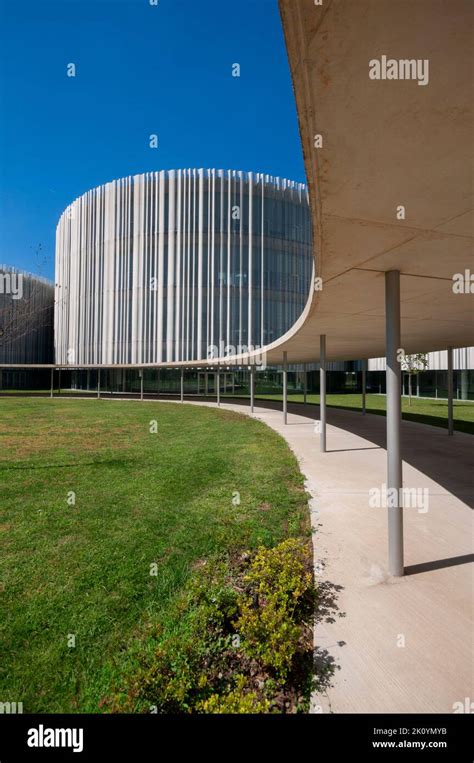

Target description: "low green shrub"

left=104, top=538, right=316, bottom=714
left=196, top=676, right=271, bottom=714
left=235, top=538, right=315, bottom=679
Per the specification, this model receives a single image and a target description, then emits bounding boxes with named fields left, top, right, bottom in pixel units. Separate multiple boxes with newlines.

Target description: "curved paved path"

left=176, top=398, right=473, bottom=714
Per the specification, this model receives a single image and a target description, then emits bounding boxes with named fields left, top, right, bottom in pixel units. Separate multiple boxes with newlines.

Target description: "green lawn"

left=0, top=398, right=309, bottom=713
left=237, top=392, right=474, bottom=435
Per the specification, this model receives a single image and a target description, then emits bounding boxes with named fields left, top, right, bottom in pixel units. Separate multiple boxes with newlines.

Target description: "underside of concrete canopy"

left=255, top=0, right=473, bottom=365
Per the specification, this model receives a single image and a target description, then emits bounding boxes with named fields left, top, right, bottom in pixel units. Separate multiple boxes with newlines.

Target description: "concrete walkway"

left=183, top=398, right=473, bottom=714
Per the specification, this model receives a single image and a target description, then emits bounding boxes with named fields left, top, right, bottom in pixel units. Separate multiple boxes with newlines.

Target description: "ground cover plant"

left=103, top=538, right=316, bottom=713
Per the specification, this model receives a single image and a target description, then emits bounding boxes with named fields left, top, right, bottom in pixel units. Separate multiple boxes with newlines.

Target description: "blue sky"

left=0, top=0, right=305, bottom=280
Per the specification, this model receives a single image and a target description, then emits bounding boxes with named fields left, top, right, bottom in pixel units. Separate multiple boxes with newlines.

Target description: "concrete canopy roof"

left=256, top=0, right=473, bottom=365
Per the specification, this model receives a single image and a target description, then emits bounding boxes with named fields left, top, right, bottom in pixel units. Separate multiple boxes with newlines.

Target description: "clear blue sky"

left=0, top=0, right=305, bottom=280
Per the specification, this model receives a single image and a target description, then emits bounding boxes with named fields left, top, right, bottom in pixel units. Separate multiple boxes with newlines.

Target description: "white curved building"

left=55, top=169, right=312, bottom=365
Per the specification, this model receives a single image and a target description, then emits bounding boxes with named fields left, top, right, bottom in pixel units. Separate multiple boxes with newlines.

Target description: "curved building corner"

left=54, top=169, right=313, bottom=366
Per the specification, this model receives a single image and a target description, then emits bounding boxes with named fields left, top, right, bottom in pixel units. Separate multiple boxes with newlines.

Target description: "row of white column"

left=48, top=270, right=456, bottom=580
left=277, top=270, right=454, bottom=578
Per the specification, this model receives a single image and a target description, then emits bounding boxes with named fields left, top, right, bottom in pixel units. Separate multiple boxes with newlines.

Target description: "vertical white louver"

left=55, top=170, right=311, bottom=365
left=0, top=266, right=54, bottom=364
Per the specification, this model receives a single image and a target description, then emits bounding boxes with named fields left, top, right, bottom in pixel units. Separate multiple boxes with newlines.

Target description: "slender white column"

left=226, top=173, right=231, bottom=348
left=320, top=335, right=326, bottom=452
left=166, top=172, right=176, bottom=362
left=175, top=173, right=182, bottom=362
left=248, top=174, right=253, bottom=347
left=197, top=170, right=204, bottom=358
left=140, top=370, right=144, bottom=401
left=362, top=360, right=367, bottom=415
left=385, top=270, right=404, bottom=577
left=50, top=368, right=54, bottom=398
left=250, top=366, right=255, bottom=412
left=97, top=369, right=101, bottom=399
left=157, top=172, right=165, bottom=362
left=217, top=368, right=220, bottom=407
left=447, top=346, right=454, bottom=435
left=283, top=351, right=288, bottom=424
left=131, top=177, right=142, bottom=364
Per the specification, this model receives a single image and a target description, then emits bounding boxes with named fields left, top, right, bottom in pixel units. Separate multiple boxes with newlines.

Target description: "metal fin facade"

left=55, top=169, right=312, bottom=365
left=0, top=266, right=54, bottom=363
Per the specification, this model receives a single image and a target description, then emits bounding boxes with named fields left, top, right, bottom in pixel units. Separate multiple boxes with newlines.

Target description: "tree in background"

left=401, top=353, right=429, bottom=406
